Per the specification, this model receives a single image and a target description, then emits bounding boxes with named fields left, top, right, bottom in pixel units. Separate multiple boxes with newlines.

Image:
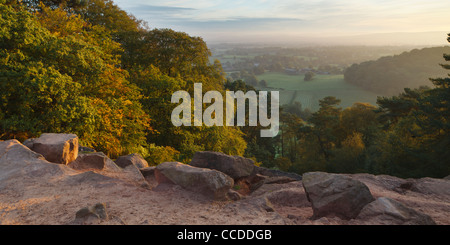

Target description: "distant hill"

left=344, top=46, right=450, bottom=95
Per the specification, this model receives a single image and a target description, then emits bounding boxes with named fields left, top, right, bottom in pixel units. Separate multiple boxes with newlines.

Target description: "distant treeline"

left=217, top=45, right=416, bottom=68
left=344, top=47, right=450, bottom=95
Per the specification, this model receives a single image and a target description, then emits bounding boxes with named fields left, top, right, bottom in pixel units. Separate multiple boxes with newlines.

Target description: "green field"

left=255, top=72, right=380, bottom=111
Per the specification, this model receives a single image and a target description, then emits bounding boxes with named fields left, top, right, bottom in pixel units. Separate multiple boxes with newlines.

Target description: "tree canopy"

left=0, top=0, right=245, bottom=162
left=344, top=47, right=450, bottom=95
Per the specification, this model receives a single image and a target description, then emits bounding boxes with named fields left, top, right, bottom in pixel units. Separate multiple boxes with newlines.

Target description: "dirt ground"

left=0, top=167, right=449, bottom=225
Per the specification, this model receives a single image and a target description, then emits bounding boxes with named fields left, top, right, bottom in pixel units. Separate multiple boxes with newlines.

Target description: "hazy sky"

left=114, top=0, right=449, bottom=45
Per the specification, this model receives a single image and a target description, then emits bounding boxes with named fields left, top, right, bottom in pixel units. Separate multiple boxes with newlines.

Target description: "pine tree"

left=412, top=33, right=450, bottom=177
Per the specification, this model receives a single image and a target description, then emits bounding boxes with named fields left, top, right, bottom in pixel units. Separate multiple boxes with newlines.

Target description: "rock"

left=231, top=174, right=299, bottom=196
left=248, top=196, right=275, bottom=212
left=409, top=177, right=450, bottom=197
left=444, top=175, right=450, bottom=180
left=233, top=176, right=256, bottom=195
left=79, top=146, right=95, bottom=153
left=190, top=151, right=255, bottom=180
left=115, top=153, right=149, bottom=169
left=250, top=180, right=303, bottom=198
left=0, top=140, right=67, bottom=186
left=398, top=180, right=415, bottom=191
left=263, top=176, right=298, bottom=185
left=140, top=166, right=156, bottom=178
left=302, top=172, right=375, bottom=220
left=122, top=164, right=150, bottom=189
left=24, top=133, right=78, bottom=165
left=62, top=171, right=118, bottom=188
left=68, top=152, right=148, bottom=188
left=68, top=152, right=120, bottom=171
left=23, top=138, right=35, bottom=149
left=253, top=166, right=302, bottom=180
left=73, top=203, right=109, bottom=225
left=76, top=203, right=109, bottom=219
left=233, top=174, right=300, bottom=195
left=233, top=196, right=276, bottom=213
left=155, top=162, right=234, bottom=200
left=356, top=197, right=436, bottom=225
left=154, top=167, right=175, bottom=185
left=227, top=189, right=243, bottom=201
left=265, top=188, right=310, bottom=208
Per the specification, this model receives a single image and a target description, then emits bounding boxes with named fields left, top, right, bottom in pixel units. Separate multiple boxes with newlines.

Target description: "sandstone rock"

left=356, top=197, right=436, bottom=225
left=24, top=133, right=78, bottom=165
left=68, top=152, right=120, bottom=171
left=409, top=177, right=450, bottom=197
left=155, top=162, right=234, bottom=200
left=68, top=152, right=148, bottom=188
left=232, top=196, right=275, bottom=213
left=115, top=153, right=149, bottom=169
left=302, top=172, right=375, bottom=220
left=444, top=175, right=450, bottom=180
left=190, top=151, right=255, bottom=180
left=23, top=138, right=35, bottom=149
left=253, top=166, right=302, bottom=180
left=266, top=188, right=310, bottom=208
left=154, top=167, right=175, bottom=185
left=74, top=203, right=109, bottom=225
left=140, top=166, right=156, bottom=178
left=227, top=189, right=243, bottom=201
left=250, top=180, right=304, bottom=198
left=122, top=164, right=150, bottom=189
left=247, top=196, right=275, bottom=212
left=62, top=171, right=118, bottom=188
left=0, top=140, right=67, bottom=185
left=76, top=203, right=109, bottom=220
left=231, top=174, right=299, bottom=196
left=233, top=176, right=259, bottom=195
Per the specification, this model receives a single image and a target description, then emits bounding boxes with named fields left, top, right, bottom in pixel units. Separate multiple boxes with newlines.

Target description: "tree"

left=259, top=80, right=268, bottom=87
left=304, top=71, right=315, bottom=81
left=308, top=96, right=342, bottom=160
left=340, top=102, right=379, bottom=145
left=0, top=2, right=151, bottom=157
left=369, top=34, right=450, bottom=178
left=328, top=132, right=365, bottom=173
left=22, top=0, right=89, bottom=12
left=412, top=33, right=450, bottom=177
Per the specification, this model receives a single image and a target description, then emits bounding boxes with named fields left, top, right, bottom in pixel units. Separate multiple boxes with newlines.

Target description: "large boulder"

left=121, top=164, right=150, bottom=189
left=355, top=197, right=436, bottom=225
left=68, top=152, right=121, bottom=171
left=68, top=152, right=148, bottom=188
left=189, top=151, right=255, bottom=180
left=409, top=177, right=450, bottom=197
left=24, top=133, right=78, bottom=165
left=302, top=172, right=375, bottom=220
left=115, top=153, right=149, bottom=169
left=155, top=162, right=234, bottom=200
left=0, top=140, right=69, bottom=189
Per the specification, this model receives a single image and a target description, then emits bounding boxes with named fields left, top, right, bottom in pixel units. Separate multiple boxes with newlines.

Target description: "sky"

left=114, top=0, right=450, bottom=45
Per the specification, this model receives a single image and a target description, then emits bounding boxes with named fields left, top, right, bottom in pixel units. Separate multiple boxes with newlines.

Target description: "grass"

left=256, top=72, right=380, bottom=111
